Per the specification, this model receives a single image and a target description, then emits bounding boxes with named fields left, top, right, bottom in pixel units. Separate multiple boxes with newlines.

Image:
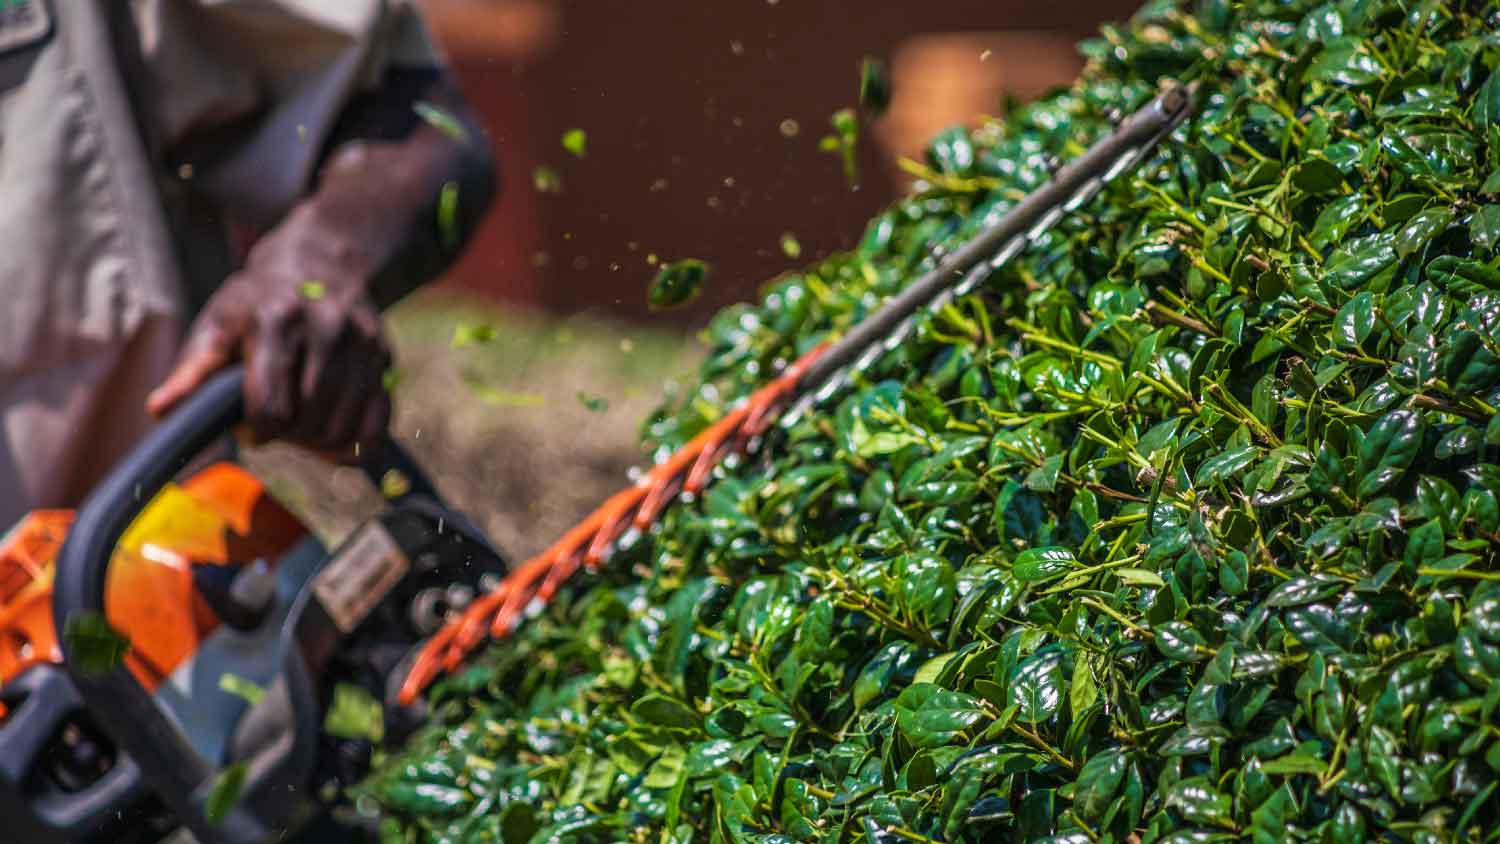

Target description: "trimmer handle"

left=51, top=365, right=440, bottom=844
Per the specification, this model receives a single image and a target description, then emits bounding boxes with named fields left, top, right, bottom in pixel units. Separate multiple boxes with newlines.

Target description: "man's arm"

left=146, top=70, right=497, bottom=453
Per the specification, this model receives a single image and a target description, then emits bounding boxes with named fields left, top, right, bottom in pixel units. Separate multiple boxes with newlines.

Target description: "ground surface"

left=247, top=293, right=699, bottom=560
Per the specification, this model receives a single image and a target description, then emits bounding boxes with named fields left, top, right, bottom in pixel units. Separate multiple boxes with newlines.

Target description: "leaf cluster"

left=371, top=2, right=1500, bottom=842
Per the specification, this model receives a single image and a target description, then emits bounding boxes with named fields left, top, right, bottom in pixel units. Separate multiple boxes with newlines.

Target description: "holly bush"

left=368, top=1, right=1500, bottom=842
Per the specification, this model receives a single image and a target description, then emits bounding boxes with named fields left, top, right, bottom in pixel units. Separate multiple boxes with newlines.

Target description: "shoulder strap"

left=0, top=0, right=55, bottom=93
left=98, top=1, right=168, bottom=168
left=98, top=0, right=237, bottom=315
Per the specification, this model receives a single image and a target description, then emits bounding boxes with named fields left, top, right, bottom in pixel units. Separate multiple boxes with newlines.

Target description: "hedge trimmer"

left=0, top=82, right=1193, bottom=844
left=395, top=81, right=1198, bottom=705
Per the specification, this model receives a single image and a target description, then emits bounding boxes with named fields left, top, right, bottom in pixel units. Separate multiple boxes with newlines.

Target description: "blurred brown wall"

left=422, top=0, right=1139, bottom=324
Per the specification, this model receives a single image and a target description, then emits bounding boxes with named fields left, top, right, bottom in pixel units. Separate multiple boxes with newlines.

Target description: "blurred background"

left=428, top=0, right=1138, bottom=321
left=257, top=0, right=1141, bottom=558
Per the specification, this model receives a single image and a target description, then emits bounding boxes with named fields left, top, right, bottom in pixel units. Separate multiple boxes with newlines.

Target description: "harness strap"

left=0, top=0, right=52, bottom=93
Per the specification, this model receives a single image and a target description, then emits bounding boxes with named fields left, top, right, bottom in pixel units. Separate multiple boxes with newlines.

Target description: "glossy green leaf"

left=1356, top=410, right=1424, bottom=498
left=1195, top=445, right=1259, bottom=486
left=1292, top=157, right=1344, bottom=193
left=1009, top=648, right=1066, bottom=724
left=1310, top=194, right=1365, bottom=247
left=895, top=684, right=987, bottom=748
left=1264, top=575, right=1345, bottom=608
left=1258, top=753, right=1325, bottom=775
left=1471, top=205, right=1500, bottom=252
left=1070, top=652, right=1100, bottom=719
left=324, top=683, right=384, bottom=742
left=1475, top=72, right=1500, bottom=128
left=648, top=259, right=709, bottom=309
left=1335, top=291, right=1375, bottom=347
left=1074, top=750, right=1128, bottom=820
left=1307, top=40, right=1383, bottom=86
left=632, top=694, right=701, bottom=730
left=858, top=56, right=891, bottom=116
left=1164, top=776, right=1234, bottom=827
left=62, top=611, right=131, bottom=675
left=205, top=763, right=249, bottom=826
left=1325, top=232, right=1397, bottom=290
left=1012, top=546, right=1078, bottom=583
left=1395, top=207, right=1453, bottom=258
left=1117, top=567, right=1165, bottom=587
left=1155, top=621, right=1208, bottom=662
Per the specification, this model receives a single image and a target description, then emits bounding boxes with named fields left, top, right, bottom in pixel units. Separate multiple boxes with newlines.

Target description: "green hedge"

left=369, top=2, right=1500, bottom=842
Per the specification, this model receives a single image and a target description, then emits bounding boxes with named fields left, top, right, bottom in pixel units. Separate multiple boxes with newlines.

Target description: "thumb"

left=146, top=327, right=236, bottom=419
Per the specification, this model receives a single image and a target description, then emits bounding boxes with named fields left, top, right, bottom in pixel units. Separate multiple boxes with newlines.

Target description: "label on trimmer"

left=314, top=521, right=410, bottom=634
left=0, top=1, right=50, bottom=56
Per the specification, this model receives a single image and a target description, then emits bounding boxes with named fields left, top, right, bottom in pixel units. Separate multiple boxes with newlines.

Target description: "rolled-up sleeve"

left=132, top=0, right=447, bottom=229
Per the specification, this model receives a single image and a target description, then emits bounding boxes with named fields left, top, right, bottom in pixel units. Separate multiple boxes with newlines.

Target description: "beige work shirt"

left=0, top=0, right=441, bottom=529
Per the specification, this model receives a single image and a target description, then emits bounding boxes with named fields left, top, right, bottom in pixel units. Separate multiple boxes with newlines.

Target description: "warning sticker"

left=313, top=522, right=410, bottom=634
left=0, top=1, right=51, bottom=56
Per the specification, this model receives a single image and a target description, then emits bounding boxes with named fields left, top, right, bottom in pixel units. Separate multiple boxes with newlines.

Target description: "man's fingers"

left=292, top=306, right=350, bottom=443
left=149, top=274, right=395, bottom=457
left=311, top=360, right=391, bottom=465
left=243, top=302, right=305, bottom=442
left=318, top=340, right=391, bottom=452
left=310, top=304, right=389, bottom=451
left=354, top=387, right=393, bottom=460
left=146, top=327, right=234, bottom=418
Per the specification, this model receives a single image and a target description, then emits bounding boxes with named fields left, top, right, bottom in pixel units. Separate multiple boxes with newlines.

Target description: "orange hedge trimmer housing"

left=0, top=465, right=304, bottom=708
left=0, top=372, right=508, bottom=844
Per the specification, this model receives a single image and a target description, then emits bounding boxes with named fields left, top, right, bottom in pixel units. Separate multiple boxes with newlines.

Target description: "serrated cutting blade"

left=781, top=82, right=1198, bottom=428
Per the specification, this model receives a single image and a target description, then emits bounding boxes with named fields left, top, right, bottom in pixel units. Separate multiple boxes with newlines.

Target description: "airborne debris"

left=450, top=322, right=497, bottom=348
left=205, top=763, right=248, bottom=825
left=218, top=673, right=266, bottom=707
left=820, top=107, right=860, bottom=188
left=323, top=683, right=384, bottom=742
left=413, top=101, right=469, bottom=145
left=858, top=55, right=891, bottom=116
left=380, top=469, right=411, bottom=500
left=437, top=181, right=460, bottom=251
left=532, top=165, right=562, bottom=194
left=646, top=259, right=709, bottom=310
left=779, top=231, right=802, bottom=259
left=561, top=128, right=587, bottom=159
left=576, top=392, right=609, bottom=413
left=62, top=611, right=130, bottom=675
left=381, top=368, right=403, bottom=393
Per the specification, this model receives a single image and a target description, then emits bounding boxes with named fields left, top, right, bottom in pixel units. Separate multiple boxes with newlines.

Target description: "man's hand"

left=144, top=72, right=495, bottom=456
left=145, top=204, right=393, bottom=454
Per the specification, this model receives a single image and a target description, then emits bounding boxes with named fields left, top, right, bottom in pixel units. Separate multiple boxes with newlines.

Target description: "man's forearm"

left=150, top=73, right=496, bottom=444
left=289, top=75, right=497, bottom=309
